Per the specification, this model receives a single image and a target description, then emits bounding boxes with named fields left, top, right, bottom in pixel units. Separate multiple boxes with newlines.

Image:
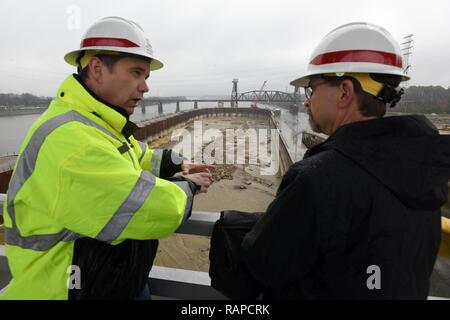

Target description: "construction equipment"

left=251, top=80, right=267, bottom=108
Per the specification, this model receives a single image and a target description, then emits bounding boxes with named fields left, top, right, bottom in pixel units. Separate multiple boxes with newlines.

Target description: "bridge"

left=142, top=78, right=303, bottom=114
left=145, top=91, right=301, bottom=104
left=0, top=80, right=304, bottom=117
left=237, top=90, right=300, bottom=103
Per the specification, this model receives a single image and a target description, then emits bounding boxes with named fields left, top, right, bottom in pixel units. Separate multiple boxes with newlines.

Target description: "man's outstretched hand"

left=181, top=161, right=215, bottom=175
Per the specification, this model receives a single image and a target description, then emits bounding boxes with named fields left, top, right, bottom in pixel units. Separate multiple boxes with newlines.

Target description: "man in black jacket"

left=241, top=22, right=450, bottom=299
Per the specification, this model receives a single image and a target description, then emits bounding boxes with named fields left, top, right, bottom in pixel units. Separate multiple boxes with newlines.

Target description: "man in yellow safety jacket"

left=1, top=16, right=212, bottom=299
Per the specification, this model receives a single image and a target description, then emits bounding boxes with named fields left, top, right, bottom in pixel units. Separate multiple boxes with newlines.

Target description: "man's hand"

left=181, top=161, right=215, bottom=175
left=184, top=172, right=213, bottom=194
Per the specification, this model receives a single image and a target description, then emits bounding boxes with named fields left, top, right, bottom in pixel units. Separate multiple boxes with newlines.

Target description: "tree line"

left=0, top=93, right=51, bottom=108
left=396, top=86, right=450, bottom=114
left=1, top=86, right=450, bottom=114
left=0, top=93, right=187, bottom=108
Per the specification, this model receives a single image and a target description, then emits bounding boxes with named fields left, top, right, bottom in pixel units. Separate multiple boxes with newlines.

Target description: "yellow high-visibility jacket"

left=1, top=74, right=193, bottom=299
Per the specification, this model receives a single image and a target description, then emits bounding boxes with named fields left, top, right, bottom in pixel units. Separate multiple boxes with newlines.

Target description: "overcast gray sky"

left=1, top=0, right=449, bottom=97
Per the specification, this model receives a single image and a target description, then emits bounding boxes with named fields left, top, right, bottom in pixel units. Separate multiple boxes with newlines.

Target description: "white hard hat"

left=64, top=16, right=164, bottom=71
left=290, top=22, right=409, bottom=87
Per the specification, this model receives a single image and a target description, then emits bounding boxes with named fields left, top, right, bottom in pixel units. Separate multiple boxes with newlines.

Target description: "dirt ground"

left=154, top=164, right=278, bottom=272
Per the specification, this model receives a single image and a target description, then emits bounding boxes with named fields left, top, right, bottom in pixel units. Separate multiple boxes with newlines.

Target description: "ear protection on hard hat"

left=324, top=72, right=405, bottom=108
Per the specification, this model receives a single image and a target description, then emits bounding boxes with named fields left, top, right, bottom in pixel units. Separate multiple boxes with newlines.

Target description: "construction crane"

left=251, top=80, right=267, bottom=108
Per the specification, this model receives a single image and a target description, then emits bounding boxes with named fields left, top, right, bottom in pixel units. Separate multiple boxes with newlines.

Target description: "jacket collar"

left=56, top=74, right=138, bottom=137
left=304, top=115, right=437, bottom=158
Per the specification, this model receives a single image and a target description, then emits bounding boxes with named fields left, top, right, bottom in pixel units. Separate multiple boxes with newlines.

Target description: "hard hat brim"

left=290, top=74, right=311, bottom=88
left=290, top=67, right=411, bottom=88
left=64, top=48, right=164, bottom=71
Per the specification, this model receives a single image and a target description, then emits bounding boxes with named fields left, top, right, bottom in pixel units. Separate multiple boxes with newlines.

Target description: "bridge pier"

left=158, top=102, right=163, bottom=115
left=194, top=101, right=198, bottom=109
left=176, top=101, right=180, bottom=113
left=141, top=101, right=146, bottom=114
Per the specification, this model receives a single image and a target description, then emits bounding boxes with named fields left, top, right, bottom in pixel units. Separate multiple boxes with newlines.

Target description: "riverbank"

left=0, top=108, right=47, bottom=117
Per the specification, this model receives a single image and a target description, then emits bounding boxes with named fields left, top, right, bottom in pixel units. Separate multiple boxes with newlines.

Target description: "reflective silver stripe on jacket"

left=149, top=149, right=163, bottom=177
left=137, top=141, right=148, bottom=163
left=5, top=227, right=84, bottom=252
left=96, top=171, right=156, bottom=243
left=172, top=181, right=194, bottom=224
left=5, top=111, right=123, bottom=251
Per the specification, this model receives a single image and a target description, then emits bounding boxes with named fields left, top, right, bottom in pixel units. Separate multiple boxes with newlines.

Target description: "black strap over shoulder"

left=209, top=210, right=265, bottom=299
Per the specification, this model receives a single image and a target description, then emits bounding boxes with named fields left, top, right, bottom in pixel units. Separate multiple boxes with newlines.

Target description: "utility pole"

left=401, top=34, right=414, bottom=88
left=401, top=34, right=414, bottom=113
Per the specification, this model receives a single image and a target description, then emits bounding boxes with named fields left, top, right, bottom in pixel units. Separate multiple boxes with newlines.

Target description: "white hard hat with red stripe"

left=64, top=16, right=163, bottom=71
left=290, top=22, right=409, bottom=87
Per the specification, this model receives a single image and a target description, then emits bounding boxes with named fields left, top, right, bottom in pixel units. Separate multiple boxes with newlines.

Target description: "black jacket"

left=242, top=115, right=450, bottom=299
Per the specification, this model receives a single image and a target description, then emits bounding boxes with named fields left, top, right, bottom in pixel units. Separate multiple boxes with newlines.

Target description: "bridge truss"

left=237, top=90, right=301, bottom=103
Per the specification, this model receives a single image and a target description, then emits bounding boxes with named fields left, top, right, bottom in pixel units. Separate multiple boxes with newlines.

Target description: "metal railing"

left=268, top=114, right=294, bottom=174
